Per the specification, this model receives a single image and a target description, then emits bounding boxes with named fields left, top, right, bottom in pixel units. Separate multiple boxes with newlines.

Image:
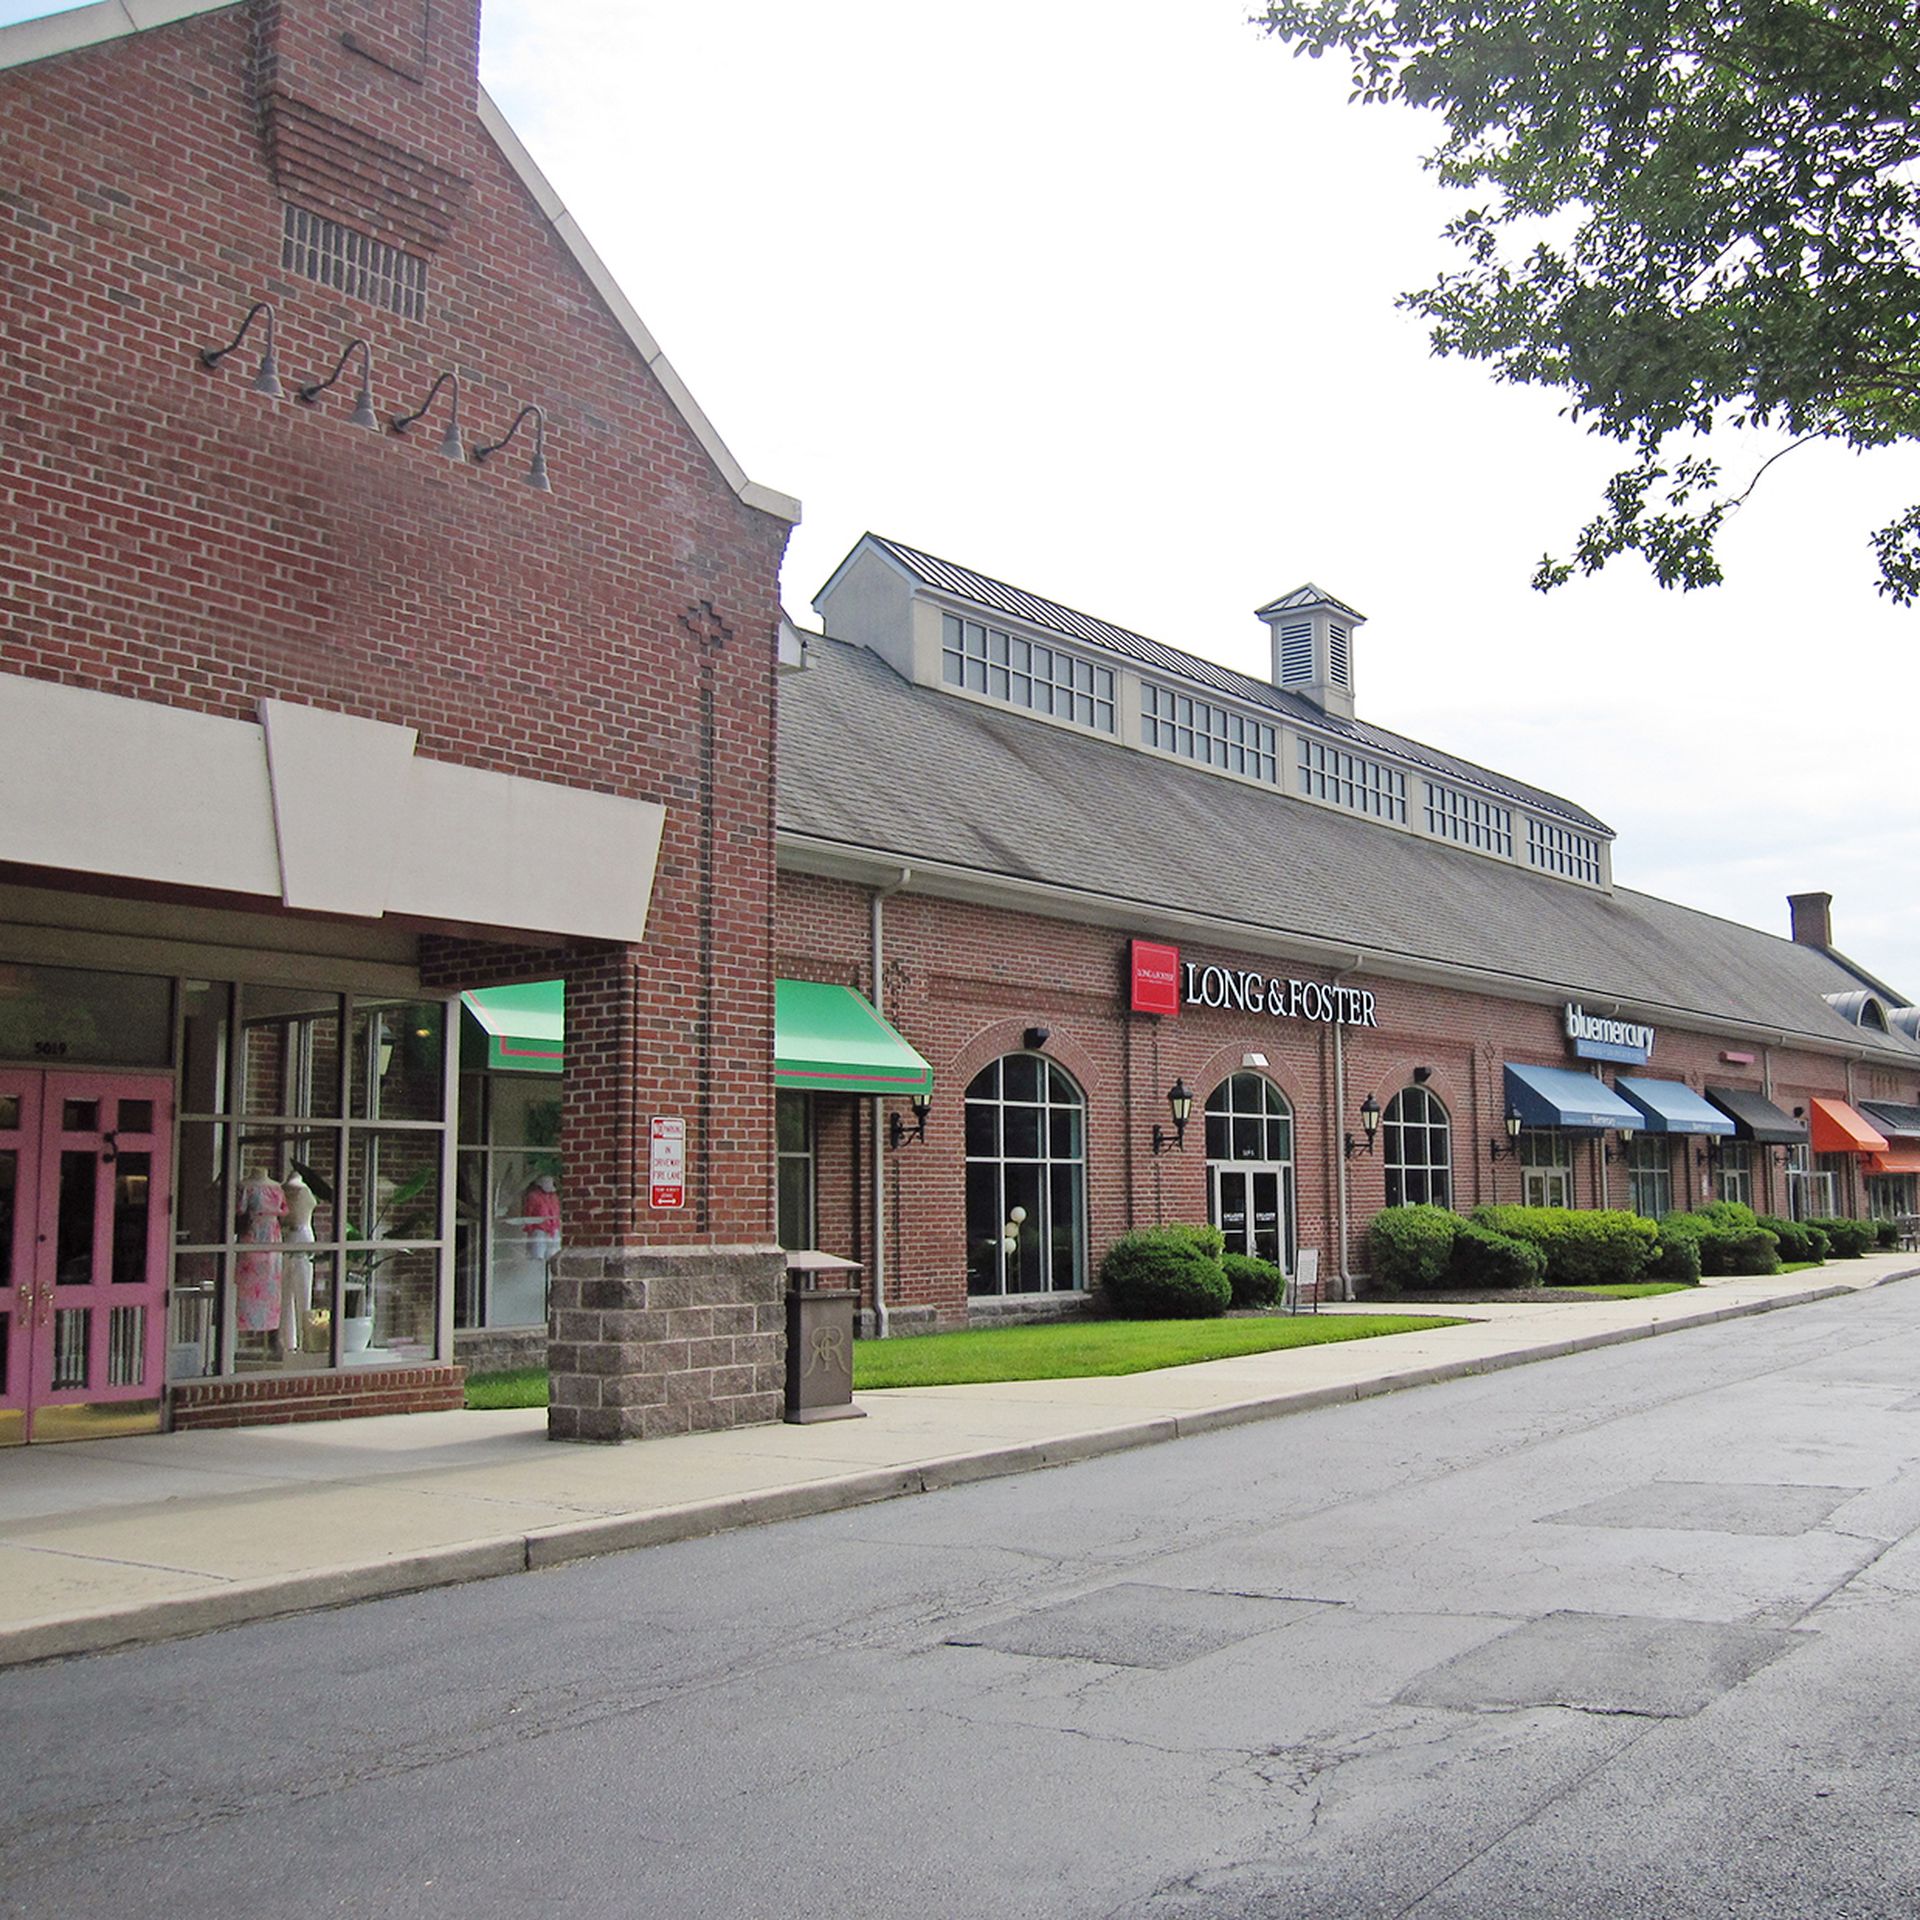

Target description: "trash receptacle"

left=785, top=1250, right=866, bottom=1424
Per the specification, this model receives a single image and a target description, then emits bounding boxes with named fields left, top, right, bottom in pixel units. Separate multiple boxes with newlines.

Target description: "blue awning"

left=1614, top=1076, right=1736, bottom=1137
left=1504, top=1063, right=1644, bottom=1132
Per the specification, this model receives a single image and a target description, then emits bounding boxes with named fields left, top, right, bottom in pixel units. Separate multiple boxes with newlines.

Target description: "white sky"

left=10, top=0, right=1917, bottom=996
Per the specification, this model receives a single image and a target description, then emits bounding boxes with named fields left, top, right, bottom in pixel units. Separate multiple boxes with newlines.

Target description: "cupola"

left=1256, top=584, right=1364, bottom=719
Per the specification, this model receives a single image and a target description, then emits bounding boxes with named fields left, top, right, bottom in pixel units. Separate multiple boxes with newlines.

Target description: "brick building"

left=774, top=536, right=1920, bottom=1328
left=0, top=0, right=798, bottom=1442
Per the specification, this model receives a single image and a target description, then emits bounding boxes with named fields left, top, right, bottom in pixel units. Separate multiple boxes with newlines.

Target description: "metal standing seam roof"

left=860, top=534, right=1612, bottom=836
left=775, top=633, right=1920, bottom=1061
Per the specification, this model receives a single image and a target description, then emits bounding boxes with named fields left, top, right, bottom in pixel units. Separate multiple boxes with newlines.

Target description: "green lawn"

left=465, top=1315, right=1465, bottom=1407
left=850, top=1314, right=1465, bottom=1389
left=1558, top=1282, right=1693, bottom=1299
left=466, top=1365, right=548, bottom=1410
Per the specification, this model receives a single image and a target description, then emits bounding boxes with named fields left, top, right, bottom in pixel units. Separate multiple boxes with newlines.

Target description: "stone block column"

left=548, top=1247, right=787, bottom=1443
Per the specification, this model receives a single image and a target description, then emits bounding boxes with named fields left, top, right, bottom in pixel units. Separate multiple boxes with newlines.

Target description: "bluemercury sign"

left=1565, top=1003, right=1654, bottom=1065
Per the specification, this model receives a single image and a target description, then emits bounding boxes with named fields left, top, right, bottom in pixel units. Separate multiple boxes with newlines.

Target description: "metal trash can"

left=784, top=1250, right=866, bottom=1424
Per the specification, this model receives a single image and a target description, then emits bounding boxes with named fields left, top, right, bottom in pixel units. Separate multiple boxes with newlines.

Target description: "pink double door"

left=0, top=1070, right=173, bottom=1444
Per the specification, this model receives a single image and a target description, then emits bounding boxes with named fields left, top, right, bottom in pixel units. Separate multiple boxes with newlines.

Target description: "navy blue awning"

left=1504, top=1063, right=1644, bottom=1132
left=1614, top=1076, right=1737, bottom=1137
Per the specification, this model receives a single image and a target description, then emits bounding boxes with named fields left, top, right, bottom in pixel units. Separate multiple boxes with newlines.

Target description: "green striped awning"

left=774, top=979, right=933, bottom=1097
left=462, top=980, right=565, bottom=1075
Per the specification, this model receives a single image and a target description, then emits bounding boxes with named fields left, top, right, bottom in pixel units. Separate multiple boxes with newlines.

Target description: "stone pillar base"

left=547, top=1245, right=788, bottom=1444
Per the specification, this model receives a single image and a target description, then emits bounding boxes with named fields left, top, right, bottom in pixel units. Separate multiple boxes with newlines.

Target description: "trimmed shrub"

left=1875, top=1218, right=1899, bottom=1249
left=1220, top=1252, right=1283, bottom=1309
left=1100, top=1226, right=1231, bottom=1318
left=1658, top=1210, right=1780, bottom=1276
left=1649, top=1217, right=1704, bottom=1283
left=1470, top=1206, right=1657, bottom=1285
left=1759, top=1215, right=1830, bottom=1264
left=1807, top=1216, right=1875, bottom=1259
left=1368, top=1204, right=1460, bottom=1289
left=1448, top=1221, right=1547, bottom=1289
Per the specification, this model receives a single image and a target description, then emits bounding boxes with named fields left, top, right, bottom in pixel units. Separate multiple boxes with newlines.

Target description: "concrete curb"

left=2, top=1268, right=1911, bottom=1669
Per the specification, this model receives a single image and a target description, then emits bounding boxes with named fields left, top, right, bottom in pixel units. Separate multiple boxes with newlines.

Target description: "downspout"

left=1332, top=955, right=1364, bottom=1301
left=869, top=869, right=912, bottom=1338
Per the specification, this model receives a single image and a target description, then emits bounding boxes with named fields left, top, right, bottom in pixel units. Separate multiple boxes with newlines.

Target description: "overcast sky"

left=10, top=0, right=1916, bottom=996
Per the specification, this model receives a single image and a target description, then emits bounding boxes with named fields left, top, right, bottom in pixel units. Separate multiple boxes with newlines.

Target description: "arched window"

left=964, top=1054, right=1085, bottom=1295
left=1383, top=1086, right=1452, bottom=1208
left=1204, top=1073, right=1294, bottom=1269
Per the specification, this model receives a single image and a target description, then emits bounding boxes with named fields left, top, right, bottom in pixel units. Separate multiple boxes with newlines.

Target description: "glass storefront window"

left=776, top=1091, right=814, bottom=1252
left=453, top=1065, right=563, bottom=1331
left=0, top=963, right=172, bottom=1068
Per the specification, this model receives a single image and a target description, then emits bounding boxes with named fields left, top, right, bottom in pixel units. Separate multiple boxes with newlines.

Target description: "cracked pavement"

left=8, top=1283, right=1920, bottom=1917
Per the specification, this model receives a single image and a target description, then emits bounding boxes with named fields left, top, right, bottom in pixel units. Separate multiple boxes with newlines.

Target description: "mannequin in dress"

left=522, top=1173, right=561, bottom=1267
left=280, top=1172, right=317, bottom=1359
left=235, top=1174, right=286, bottom=1340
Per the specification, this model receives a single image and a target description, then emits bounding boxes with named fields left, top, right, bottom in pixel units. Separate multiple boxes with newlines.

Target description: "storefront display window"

left=454, top=1065, right=562, bottom=1331
left=168, top=984, right=452, bottom=1377
left=965, top=1054, right=1085, bottom=1294
left=1382, top=1086, right=1451, bottom=1208
left=1626, top=1135, right=1672, bottom=1219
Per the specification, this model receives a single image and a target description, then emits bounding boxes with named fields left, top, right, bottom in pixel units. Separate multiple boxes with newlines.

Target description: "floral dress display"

left=235, top=1175, right=287, bottom=1333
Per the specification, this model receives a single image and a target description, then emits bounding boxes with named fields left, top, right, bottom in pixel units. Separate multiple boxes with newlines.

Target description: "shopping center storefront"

left=1, top=0, right=797, bottom=1442
left=771, top=535, right=1920, bottom=1326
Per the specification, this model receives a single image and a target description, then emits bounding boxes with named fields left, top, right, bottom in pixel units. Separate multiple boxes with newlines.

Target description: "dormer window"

left=941, top=614, right=1115, bottom=733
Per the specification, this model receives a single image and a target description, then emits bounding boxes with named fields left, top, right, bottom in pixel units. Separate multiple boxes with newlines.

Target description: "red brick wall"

left=1, top=2, right=790, bottom=1249
left=776, top=870, right=1915, bottom=1317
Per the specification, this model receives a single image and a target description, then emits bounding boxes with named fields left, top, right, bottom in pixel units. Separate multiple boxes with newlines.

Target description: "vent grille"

left=1328, top=622, right=1351, bottom=688
left=281, top=204, right=428, bottom=321
left=1277, top=620, right=1313, bottom=685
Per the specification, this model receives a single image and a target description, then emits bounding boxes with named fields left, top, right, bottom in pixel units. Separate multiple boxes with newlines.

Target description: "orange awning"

left=1869, top=1148, right=1920, bottom=1176
left=1809, top=1097, right=1890, bottom=1155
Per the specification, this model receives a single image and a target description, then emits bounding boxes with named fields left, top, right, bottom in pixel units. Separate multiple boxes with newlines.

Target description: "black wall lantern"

left=888, top=1090, right=932, bottom=1150
left=1489, top=1106, right=1524, bottom=1160
left=1152, top=1078, right=1193, bottom=1155
left=1344, top=1092, right=1381, bottom=1159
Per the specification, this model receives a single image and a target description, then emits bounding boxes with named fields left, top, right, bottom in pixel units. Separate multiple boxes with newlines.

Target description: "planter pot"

left=340, top=1315, right=374, bottom=1355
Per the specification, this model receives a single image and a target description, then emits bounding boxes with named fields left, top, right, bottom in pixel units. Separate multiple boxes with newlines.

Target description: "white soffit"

left=0, top=677, right=663, bottom=944
left=260, top=699, right=416, bottom=916
left=0, top=673, right=282, bottom=895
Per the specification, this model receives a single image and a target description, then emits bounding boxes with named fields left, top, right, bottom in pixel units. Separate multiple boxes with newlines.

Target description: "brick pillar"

left=548, top=1247, right=785, bottom=1442
left=544, top=946, right=787, bottom=1441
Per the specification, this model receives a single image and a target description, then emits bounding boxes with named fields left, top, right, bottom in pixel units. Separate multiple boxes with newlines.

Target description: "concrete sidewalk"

left=3, top=1254, right=1915, bottom=1668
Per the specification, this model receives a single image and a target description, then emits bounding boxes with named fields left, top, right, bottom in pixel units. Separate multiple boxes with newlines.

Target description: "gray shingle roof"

left=776, top=634, right=1919, bottom=1061
left=862, top=535, right=1611, bottom=835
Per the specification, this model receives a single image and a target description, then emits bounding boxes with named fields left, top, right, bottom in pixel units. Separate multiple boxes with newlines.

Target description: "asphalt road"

left=9, top=1282, right=1920, bottom=1919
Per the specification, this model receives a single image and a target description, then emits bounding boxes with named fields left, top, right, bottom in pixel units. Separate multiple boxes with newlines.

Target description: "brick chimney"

left=251, top=0, right=481, bottom=260
left=1788, top=891, right=1833, bottom=949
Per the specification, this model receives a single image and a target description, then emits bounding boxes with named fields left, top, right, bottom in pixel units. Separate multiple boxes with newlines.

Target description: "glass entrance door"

left=0, top=1070, right=173, bottom=1445
left=1211, top=1164, right=1292, bottom=1272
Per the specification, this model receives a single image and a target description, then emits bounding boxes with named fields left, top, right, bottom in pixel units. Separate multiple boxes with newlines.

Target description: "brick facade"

left=1, top=1, right=793, bottom=1435
left=776, top=870, right=1917, bottom=1321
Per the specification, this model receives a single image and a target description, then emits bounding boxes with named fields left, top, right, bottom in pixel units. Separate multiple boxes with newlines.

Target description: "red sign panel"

left=648, top=1115, right=686, bottom=1209
left=1130, top=940, right=1181, bottom=1016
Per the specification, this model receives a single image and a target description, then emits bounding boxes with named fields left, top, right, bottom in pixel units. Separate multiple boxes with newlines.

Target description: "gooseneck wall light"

left=888, top=1091, right=932, bottom=1150
left=1151, top=1078, right=1193, bottom=1156
left=390, top=369, right=465, bottom=459
left=297, top=337, right=380, bottom=430
left=1488, top=1106, right=1525, bottom=1161
left=198, top=300, right=283, bottom=397
left=472, top=402, right=551, bottom=491
left=1344, top=1092, right=1381, bottom=1160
